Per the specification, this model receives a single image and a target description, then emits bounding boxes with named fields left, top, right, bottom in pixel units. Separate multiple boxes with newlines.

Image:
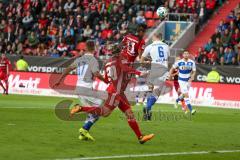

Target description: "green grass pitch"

left=0, top=94, right=240, bottom=160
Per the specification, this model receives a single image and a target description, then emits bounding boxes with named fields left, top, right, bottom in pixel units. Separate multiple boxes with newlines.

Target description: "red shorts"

left=173, top=80, right=180, bottom=92
left=104, top=93, right=131, bottom=112
left=0, top=71, right=8, bottom=80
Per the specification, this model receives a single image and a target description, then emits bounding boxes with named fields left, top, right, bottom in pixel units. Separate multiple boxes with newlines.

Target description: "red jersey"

left=0, top=58, right=11, bottom=73
left=104, top=56, right=141, bottom=94
left=172, top=69, right=180, bottom=92
left=207, top=52, right=217, bottom=60
left=120, top=34, right=145, bottom=63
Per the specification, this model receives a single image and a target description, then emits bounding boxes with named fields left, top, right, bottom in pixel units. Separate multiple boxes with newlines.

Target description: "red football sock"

left=127, top=119, right=142, bottom=138
left=81, top=106, right=104, bottom=116
left=0, top=82, right=6, bottom=92
left=4, top=80, right=8, bottom=94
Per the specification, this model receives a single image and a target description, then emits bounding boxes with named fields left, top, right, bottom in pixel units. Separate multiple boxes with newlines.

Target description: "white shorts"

left=178, top=80, right=191, bottom=94
left=75, top=81, right=103, bottom=107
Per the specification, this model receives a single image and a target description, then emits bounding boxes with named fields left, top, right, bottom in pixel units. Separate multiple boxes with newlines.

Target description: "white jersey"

left=142, top=40, right=169, bottom=68
left=172, top=58, right=196, bottom=82
left=72, top=53, right=99, bottom=85
left=72, top=53, right=103, bottom=107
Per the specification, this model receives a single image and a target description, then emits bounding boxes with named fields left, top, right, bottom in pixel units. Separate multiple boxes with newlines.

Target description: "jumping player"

left=169, top=51, right=196, bottom=115
left=140, top=33, right=170, bottom=120
left=0, top=54, right=11, bottom=95
left=120, top=24, right=147, bottom=63
left=71, top=48, right=154, bottom=144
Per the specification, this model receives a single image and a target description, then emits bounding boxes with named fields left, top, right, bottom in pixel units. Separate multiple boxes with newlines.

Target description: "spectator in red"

left=46, top=0, right=54, bottom=11
left=101, top=23, right=113, bottom=40
left=38, top=13, right=48, bottom=30
left=205, top=0, right=216, bottom=12
left=207, top=48, right=217, bottom=65
left=188, top=2, right=197, bottom=14
left=47, top=22, right=58, bottom=39
left=176, top=0, right=185, bottom=8
left=89, top=0, right=98, bottom=11
left=23, top=0, right=31, bottom=11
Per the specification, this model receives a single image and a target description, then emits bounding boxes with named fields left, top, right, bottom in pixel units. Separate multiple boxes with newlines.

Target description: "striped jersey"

left=172, top=58, right=196, bottom=82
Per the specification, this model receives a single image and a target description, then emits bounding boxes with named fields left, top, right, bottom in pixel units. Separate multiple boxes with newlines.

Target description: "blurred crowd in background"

left=0, top=0, right=233, bottom=66
left=196, top=8, right=240, bottom=66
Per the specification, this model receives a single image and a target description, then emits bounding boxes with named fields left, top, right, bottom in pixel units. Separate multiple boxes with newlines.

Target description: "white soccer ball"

left=156, top=7, right=168, bottom=18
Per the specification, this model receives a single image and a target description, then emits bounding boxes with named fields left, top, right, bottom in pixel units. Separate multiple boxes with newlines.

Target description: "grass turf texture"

left=0, top=94, right=240, bottom=160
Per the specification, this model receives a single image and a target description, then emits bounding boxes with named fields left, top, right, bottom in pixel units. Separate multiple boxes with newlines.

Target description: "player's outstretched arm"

left=119, top=62, right=142, bottom=76
left=53, top=65, right=76, bottom=87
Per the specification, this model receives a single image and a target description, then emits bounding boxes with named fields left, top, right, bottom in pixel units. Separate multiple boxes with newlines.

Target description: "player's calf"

left=183, top=95, right=196, bottom=115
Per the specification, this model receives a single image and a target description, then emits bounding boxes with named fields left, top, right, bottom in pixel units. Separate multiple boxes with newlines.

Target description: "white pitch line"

left=56, top=150, right=240, bottom=160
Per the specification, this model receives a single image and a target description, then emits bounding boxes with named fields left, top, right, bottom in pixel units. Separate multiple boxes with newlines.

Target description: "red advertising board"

left=1, top=71, right=240, bottom=109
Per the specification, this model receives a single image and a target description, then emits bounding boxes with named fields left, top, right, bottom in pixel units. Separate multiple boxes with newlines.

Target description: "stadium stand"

left=0, top=0, right=223, bottom=58
left=195, top=3, right=240, bottom=66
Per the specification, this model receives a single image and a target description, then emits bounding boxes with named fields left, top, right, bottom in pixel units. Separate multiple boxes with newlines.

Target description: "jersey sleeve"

left=172, top=61, right=179, bottom=69
left=142, top=44, right=151, bottom=58
left=119, top=62, right=141, bottom=75
left=139, top=39, right=145, bottom=51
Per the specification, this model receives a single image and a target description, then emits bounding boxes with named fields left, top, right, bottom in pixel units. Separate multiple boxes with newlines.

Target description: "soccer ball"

left=156, top=7, right=168, bottom=18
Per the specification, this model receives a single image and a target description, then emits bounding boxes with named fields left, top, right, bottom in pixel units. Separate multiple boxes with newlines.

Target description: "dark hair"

left=137, top=24, right=147, bottom=32
left=86, top=40, right=95, bottom=52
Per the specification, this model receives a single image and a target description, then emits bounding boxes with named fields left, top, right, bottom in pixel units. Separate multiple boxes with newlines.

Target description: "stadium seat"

left=153, top=12, right=160, bottom=19
left=144, top=11, right=153, bottom=19
left=146, top=19, right=155, bottom=28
